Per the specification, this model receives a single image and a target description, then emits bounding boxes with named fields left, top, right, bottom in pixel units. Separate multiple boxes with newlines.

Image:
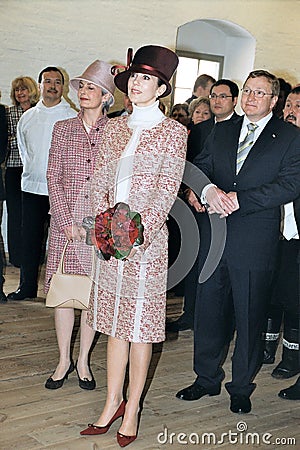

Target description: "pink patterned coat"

left=87, top=115, right=187, bottom=343
left=45, top=112, right=108, bottom=292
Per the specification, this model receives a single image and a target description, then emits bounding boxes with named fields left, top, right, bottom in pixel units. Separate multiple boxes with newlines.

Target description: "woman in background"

left=170, top=102, right=189, bottom=127
left=45, top=60, right=115, bottom=390
left=188, top=96, right=212, bottom=125
left=6, top=76, right=39, bottom=267
left=0, top=99, right=8, bottom=303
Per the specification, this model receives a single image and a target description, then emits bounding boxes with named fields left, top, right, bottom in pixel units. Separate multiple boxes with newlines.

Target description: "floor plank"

left=0, top=265, right=299, bottom=449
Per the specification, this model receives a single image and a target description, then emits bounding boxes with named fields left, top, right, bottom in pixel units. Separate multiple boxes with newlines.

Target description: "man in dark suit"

left=275, top=86, right=300, bottom=400
left=167, top=79, right=240, bottom=333
left=277, top=196, right=300, bottom=400
left=263, top=86, right=300, bottom=378
left=0, top=103, right=8, bottom=303
left=187, top=79, right=240, bottom=163
left=176, top=70, right=300, bottom=413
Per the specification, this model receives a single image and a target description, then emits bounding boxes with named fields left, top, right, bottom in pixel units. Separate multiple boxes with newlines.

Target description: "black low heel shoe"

left=75, top=362, right=96, bottom=390
left=45, top=361, right=74, bottom=390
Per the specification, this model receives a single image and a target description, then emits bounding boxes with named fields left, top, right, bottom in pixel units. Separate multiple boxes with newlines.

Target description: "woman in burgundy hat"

left=81, top=46, right=187, bottom=447
left=45, top=60, right=115, bottom=391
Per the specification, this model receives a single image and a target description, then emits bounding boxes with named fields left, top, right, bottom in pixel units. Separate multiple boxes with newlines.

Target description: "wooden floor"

left=1, top=264, right=300, bottom=450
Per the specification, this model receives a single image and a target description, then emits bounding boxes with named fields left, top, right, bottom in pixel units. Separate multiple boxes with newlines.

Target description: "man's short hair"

left=289, top=85, right=300, bottom=95
left=244, top=70, right=280, bottom=97
left=193, top=74, right=216, bottom=93
left=38, top=66, right=65, bottom=84
left=210, top=79, right=239, bottom=99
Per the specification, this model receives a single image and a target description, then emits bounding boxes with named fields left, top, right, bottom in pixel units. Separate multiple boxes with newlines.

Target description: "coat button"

left=91, top=143, right=95, bottom=147
left=96, top=128, right=99, bottom=131
left=87, top=159, right=91, bottom=163
left=86, top=176, right=90, bottom=181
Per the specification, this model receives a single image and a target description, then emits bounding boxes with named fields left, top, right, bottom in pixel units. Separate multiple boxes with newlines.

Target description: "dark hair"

left=244, top=70, right=280, bottom=97
left=170, top=103, right=189, bottom=117
left=210, top=79, right=239, bottom=99
left=38, top=66, right=65, bottom=84
left=288, top=85, right=300, bottom=96
left=193, top=74, right=216, bottom=93
left=278, top=78, right=292, bottom=96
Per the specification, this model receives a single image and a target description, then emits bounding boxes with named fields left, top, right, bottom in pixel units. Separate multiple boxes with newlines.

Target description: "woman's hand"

left=64, top=224, right=86, bottom=242
left=186, top=189, right=206, bottom=213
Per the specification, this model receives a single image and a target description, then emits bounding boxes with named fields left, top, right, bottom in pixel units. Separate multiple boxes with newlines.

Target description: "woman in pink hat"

left=80, top=46, right=187, bottom=447
left=45, top=60, right=115, bottom=391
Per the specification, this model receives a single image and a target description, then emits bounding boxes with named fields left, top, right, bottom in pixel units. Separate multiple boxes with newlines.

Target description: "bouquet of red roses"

left=83, top=202, right=144, bottom=260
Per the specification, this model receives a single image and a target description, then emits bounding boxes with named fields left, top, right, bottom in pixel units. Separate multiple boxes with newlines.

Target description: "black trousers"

left=194, top=257, right=272, bottom=397
left=5, top=167, right=23, bottom=267
left=271, top=239, right=300, bottom=314
left=20, top=192, right=50, bottom=291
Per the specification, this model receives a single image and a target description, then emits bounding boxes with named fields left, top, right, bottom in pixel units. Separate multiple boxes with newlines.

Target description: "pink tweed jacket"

left=45, top=111, right=108, bottom=292
left=87, top=115, right=187, bottom=342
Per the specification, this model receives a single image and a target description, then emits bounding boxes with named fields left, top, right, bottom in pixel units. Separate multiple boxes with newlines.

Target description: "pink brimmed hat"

left=70, top=60, right=115, bottom=105
left=112, top=45, right=179, bottom=98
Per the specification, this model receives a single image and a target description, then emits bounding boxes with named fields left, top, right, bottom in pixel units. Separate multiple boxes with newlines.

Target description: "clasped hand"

left=205, top=187, right=239, bottom=217
left=187, top=187, right=239, bottom=218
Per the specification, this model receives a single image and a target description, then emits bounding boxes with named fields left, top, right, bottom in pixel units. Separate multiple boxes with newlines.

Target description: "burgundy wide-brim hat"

left=113, top=45, right=179, bottom=98
left=70, top=60, right=115, bottom=105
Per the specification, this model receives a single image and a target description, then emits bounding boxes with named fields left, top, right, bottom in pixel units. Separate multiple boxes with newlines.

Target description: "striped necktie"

left=236, top=122, right=258, bottom=173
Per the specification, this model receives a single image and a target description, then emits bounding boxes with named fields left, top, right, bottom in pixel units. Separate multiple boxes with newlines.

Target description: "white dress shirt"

left=17, top=98, right=76, bottom=195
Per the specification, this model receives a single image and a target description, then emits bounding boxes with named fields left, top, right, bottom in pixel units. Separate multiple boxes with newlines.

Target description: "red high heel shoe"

left=117, top=431, right=137, bottom=447
left=116, top=409, right=140, bottom=447
left=80, top=400, right=126, bottom=435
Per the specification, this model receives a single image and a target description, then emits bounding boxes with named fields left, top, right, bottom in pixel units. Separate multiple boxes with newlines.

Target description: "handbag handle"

left=57, top=241, right=95, bottom=277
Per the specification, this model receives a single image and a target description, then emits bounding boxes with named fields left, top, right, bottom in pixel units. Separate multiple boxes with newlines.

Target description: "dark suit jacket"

left=187, top=112, right=240, bottom=163
left=0, top=105, right=8, bottom=200
left=193, top=114, right=300, bottom=270
left=107, top=109, right=126, bottom=118
left=294, top=197, right=300, bottom=263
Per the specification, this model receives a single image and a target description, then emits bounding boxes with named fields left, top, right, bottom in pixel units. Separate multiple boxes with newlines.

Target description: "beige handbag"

left=46, top=242, right=94, bottom=310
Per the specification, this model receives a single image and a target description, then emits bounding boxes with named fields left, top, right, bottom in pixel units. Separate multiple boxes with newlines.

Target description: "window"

left=172, top=51, right=224, bottom=104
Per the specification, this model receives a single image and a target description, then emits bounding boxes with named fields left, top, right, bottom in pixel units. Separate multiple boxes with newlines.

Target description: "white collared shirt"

left=239, top=111, right=273, bottom=144
left=17, top=99, right=76, bottom=195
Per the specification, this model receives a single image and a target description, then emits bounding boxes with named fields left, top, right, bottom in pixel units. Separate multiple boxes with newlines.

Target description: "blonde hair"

left=10, top=76, right=40, bottom=106
left=188, top=96, right=211, bottom=117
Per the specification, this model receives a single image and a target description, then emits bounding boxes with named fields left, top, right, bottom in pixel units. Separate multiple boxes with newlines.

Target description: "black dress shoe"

left=75, top=362, right=96, bottom=390
left=262, top=349, right=276, bottom=364
left=7, top=287, right=37, bottom=301
left=166, top=316, right=193, bottom=332
left=271, top=361, right=300, bottom=379
left=230, top=394, right=251, bottom=413
left=45, top=361, right=74, bottom=389
left=0, top=290, right=7, bottom=303
left=176, top=382, right=221, bottom=401
left=278, top=380, right=300, bottom=400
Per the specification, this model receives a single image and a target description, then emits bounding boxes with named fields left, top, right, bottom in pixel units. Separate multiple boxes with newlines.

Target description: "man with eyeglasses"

left=167, top=79, right=240, bottom=333
left=176, top=70, right=300, bottom=414
left=186, top=79, right=240, bottom=163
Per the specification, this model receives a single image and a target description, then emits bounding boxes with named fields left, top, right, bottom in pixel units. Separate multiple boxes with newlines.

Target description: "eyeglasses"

left=241, top=88, right=273, bottom=98
left=209, top=93, right=232, bottom=100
